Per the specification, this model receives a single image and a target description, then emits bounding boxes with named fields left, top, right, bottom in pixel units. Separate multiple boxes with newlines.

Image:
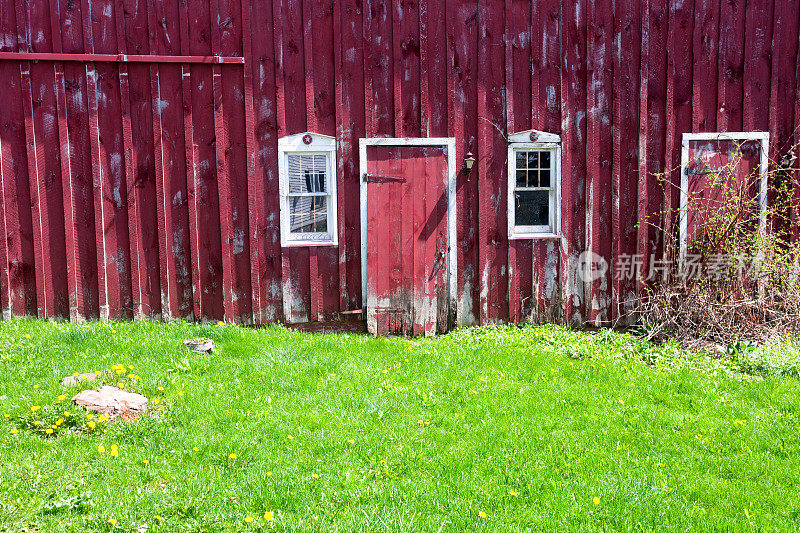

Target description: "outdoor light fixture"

left=463, top=152, right=475, bottom=174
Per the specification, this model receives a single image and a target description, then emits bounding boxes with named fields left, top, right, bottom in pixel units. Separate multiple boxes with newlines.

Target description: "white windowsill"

left=509, top=233, right=561, bottom=240
left=281, top=240, right=338, bottom=248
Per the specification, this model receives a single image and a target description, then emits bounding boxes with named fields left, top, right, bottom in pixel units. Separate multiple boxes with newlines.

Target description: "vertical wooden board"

left=395, top=0, right=421, bottom=137
left=250, top=0, right=282, bottom=322
left=559, top=0, right=587, bottom=325
left=363, top=0, right=394, bottom=136
left=274, top=0, right=311, bottom=324
left=447, top=0, right=480, bottom=326
left=154, top=0, right=193, bottom=319
left=742, top=0, right=773, bottom=132
left=506, top=0, right=533, bottom=324
left=364, top=147, right=380, bottom=333
left=23, top=0, right=70, bottom=320
left=387, top=149, right=403, bottom=330
left=420, top=0, right=448, bottom=137
left=477, top=0, right=508, bottom=324
left=663, top=0, right=695, bottom=265
left=0, top=1, right=37, bottom=316
left=531, top=0, right=562, bottom=319
left=768, top=2, right=800, bottom=163
left=585, top=0, right=613, bottom=325
left=186, top=1, right=224, bottom=320
left=216, top=0, right=253, bottom=323
left=692, top=0, right=720, bottom=132
left=336, top=0, right=366, bottom=312
left=768, top=1, right=800, bottom=237
left=612, top=0, right=641, bottom=323
left=638, top=0, right=669, bottom=290
left=117, top=0, right=151, bottom=320
left=398, top=147, right=414, bottom=334
left=60, top=0, right=99, bottom=319
left=309, top=0, right=340, bottom=320
left=716, top=0, right=745, bottom=132
left=410, top=147, right=427, bottom=335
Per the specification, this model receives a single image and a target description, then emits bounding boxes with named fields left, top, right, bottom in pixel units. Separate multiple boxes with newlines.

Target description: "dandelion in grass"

left=45, top=428, right=53, bottom=435
left=110, top=444, right=119, bottom=457
left=593, top=497, right=600, bottom=506
left=157, top=386, right=164, bottom=392
left=178, top=391, right=184, bottom=397
left=107, top=518, right=116, bottom=525
left=153, top=515, right=162, bottom=523
left=264, top=511, right=274, bottom=521
left=88, top=421, right=96, bottom=430
left=266, top=471, right=273, bottom=477
left=509, top=490, right=518, bottom=497
left=244, top=516, right=254, bottom=523
left=312, top=473, right=320, bottom=479
left=478, top=511, right=487, bottom=519
left=217, top=321, right=225, bottom=326
left=193, top=446, right=199, bottom=452
left=87, top=412, right=94, bottom=420
left=25, top=334, right=31, bottom=339
left=3, top=413, right=9, bottom=418
left=229, top=453, right=237, bottom=460
left=30, top=405, right=40, bottom=412
left=348, top=439, right=354, bottom=444
left=287, top=435, right=294, bottom=440
left=118, top=383, right=125, bottom=389
left=10, top=428, right=17, bottom=434
left=57, top=395, right=65, bottom=402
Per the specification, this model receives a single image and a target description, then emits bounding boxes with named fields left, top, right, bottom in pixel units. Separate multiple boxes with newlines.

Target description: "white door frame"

left=358, top=137, right=457, bottom=318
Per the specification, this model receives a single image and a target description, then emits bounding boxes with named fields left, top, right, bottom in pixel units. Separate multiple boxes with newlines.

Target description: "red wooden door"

left=364, top=145, right=449, bottom=336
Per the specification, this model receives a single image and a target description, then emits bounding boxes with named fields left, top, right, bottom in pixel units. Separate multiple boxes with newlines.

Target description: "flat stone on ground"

left=60, top=373, right=97, bottom=386
left=72, top=386, right=148, bottom=421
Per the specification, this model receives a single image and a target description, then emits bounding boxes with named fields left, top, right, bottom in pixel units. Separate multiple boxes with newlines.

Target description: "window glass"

left=515, top=190, right=549, bottom=226
left=286, top=154, right=329, bottom=235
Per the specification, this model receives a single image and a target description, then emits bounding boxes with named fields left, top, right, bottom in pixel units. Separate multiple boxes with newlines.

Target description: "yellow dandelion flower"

left=55, top=418, right=64, bottom=426
left=3, top=413, right=8, bottom=418
left=88, top=421, right=96, bottom=429
left=217, top=321, right=225, bottom=326
left=593, top=497, right=600, bottom=506
left=266, top=471, right=273, bottom=477
left=57, top=395, right=66, bottom=401
left=33, top=384, right=39, bottom=389
left=264, top=511, right=274, bottom=521
left=10, top=428, right=17, bottom=434
left=118, top=383, right=125, bottom=389
left=87, top=413, right=94, bottom=420
left=33, top=420, right=41, bottom=425
left=177, top=391, right=184, bottom=397
left=404, top=358, right=409, bottom=362
left=110, top=449, right=118, bottom=457
left=244, top=516, right=254, bottom=523
left=157, top=386, right=164, bottom=391
left=108, top=518, right=116, bottom=525
left=30, top=405, right=40, bottom=412
left=229, top=453, right=237, bottom=459
left=287, top=435, right=294, bottom=440
left=348, top=439, right=354, bottom=444
left=143, top=459, right=149, bottom=464
left=128, top=374, right=135, bottom=379
left=25, top=333, right=31, bottom=339
left=95, top=371, right=102, bottom=377
left=98, top=445, right=105, bottom=453
left=193, top=446, right=199, bottom=452
left=478, top=511, right=487, bottom=519
left=153, top=515, right=162, bottom=522
left=312, top=473, right=320, bottom=479
left=153, top=397, right=160, bottom=405
left=116, top=368, right=125, bottom=375
left=63, top=411, right=70, bottom=416
left=509, top=490, right=518, bottom=497
left=45, top=428, right=53, bottom=435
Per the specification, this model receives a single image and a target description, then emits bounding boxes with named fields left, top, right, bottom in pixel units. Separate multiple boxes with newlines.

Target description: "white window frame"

left=679, top=131, right=769, bottom=267
left=278, top=132, right=338, bottom=247
left=507, top=132, right=562, bottom=239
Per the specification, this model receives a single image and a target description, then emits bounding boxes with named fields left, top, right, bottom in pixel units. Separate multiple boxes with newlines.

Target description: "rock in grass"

left=72, top=386, right=148, bottom=422
left=60, top=373, right=97, bottom=386
left=183, top=337, right=214, bottom=353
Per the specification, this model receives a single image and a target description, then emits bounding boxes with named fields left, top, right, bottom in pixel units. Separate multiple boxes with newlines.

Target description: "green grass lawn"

left=0, top=319, right=799, bottom=532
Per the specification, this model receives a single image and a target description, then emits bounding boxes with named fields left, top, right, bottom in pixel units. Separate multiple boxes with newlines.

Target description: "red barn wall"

left=0, top=0, right=798, bottom=327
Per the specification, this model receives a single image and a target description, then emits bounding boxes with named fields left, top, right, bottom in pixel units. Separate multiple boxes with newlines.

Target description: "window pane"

left=527, top=151, right=539, bottom=168
left=516, top=169, right=529, bottom=188
left=516, top=151, right=527, bottom=168
left=539, top=151, right=551, bottom=169
left=515, top=190, right=549, bottom=226
left=539, top=168, right=550, bottom=188
left=289, top=196, right=328, bottom=233
left=288, top=154, right=328, bottom=194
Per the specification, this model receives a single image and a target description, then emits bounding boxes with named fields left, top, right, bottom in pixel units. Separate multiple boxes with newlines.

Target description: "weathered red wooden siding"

left=0, top=0, right=798, bottom=327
